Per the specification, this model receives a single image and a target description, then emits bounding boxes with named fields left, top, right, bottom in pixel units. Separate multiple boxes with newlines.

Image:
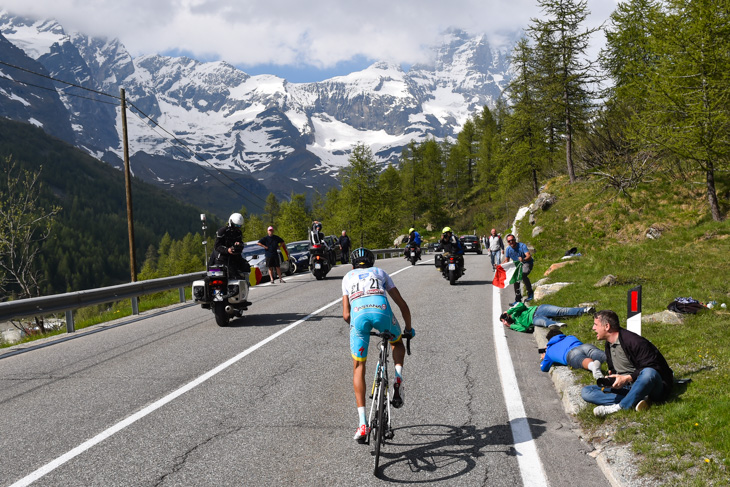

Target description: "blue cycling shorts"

left=349, top=296, right=402, bottom=362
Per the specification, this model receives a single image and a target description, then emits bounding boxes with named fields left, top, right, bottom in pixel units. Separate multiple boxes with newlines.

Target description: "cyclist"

left=342, top=248, right=413, bottom=443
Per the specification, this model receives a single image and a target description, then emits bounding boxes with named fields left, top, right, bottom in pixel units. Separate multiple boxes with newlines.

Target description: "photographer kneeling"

left=581, top=310, right=673, bottom=417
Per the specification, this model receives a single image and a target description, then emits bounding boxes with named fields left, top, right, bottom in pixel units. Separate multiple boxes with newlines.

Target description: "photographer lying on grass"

left=540, top=328, right=606, bottom=379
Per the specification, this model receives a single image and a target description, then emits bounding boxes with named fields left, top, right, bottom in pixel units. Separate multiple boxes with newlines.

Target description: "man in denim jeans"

left=503, top=234, right=533, bottom=304
left=500, top=302, right=596, bottom=332
left=581, top=310, right=674, bottom=417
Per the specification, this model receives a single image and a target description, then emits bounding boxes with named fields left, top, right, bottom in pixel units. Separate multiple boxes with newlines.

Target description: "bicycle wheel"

left=373, top=369, right=386, bottom=475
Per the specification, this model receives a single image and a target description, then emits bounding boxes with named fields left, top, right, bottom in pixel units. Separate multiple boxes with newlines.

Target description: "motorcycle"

left=403, top=242, right=421, bottom=266
left=309, top=243, right=332, bottom=280
left=192, top=265, right=250, bottom=326
left=434, top=252, right=464, bottom=285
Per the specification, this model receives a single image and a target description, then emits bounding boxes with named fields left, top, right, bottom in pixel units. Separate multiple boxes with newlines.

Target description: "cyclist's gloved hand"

left=403, top=328, right=415, bottom=339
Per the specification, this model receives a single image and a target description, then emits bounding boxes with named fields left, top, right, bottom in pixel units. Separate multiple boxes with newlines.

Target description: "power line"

left=125, top=107, right=266, bottom=209
left=126, top=101, right=269, bottom=206
left=0, top=60, right=270, bottom=206
left=0, top=73, right=117, bottom=105
left=0, top=60, right=119, bottom=100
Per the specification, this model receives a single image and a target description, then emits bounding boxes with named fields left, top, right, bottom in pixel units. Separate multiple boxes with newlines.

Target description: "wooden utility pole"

left=120, top=88, right=137, bottom=282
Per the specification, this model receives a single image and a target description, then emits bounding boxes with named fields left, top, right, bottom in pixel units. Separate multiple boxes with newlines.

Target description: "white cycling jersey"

left=341, top=267, right=395, bottom=303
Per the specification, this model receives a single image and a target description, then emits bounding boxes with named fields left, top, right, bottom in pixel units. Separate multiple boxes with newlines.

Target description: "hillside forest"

left=1, top=0, right=728, bottom=294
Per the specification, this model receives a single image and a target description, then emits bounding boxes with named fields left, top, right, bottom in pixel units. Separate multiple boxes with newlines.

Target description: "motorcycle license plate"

left=448, top=263, right=456, bottom=270
left=315, top=263, right=321, bottom=269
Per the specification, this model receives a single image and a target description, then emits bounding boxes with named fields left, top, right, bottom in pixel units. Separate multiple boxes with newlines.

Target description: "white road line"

left=492, top=284, right=549, bottom=486
left=10, top=261, right=418, bottom=486
left=9, top=298, right=342, bottom=487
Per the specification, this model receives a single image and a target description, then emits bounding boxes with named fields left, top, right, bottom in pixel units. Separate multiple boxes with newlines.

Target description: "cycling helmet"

left=442, top=226, right=452, bottom=234
left=351, top=247, right=376, bottom=268
left=313, top=221, right=323, bottom=232
left=408, top=227, right=415, bottom=233
left=229, top=213, right=244, bottom=227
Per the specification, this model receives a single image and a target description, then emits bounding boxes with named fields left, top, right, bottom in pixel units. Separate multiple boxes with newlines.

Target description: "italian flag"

left=492, top=261, right=522, bottom=288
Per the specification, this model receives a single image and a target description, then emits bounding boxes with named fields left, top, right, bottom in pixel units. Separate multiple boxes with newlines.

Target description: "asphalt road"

left=0, top=254, right=610, bottom=486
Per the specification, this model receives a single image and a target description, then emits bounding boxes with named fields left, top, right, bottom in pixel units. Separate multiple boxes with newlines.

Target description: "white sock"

left=395, top=365, right=403, bottom=381
left=358, top=407, right=366, bottom=426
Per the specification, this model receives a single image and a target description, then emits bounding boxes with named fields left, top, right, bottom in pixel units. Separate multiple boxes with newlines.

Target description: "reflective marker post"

left=627, top=285, right=642, bottom=335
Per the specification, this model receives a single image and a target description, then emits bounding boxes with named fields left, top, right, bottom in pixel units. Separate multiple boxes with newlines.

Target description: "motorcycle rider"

left=437, top=227, right=465, bottom=271
left=209, top=213, right=252, bottom=305
left=404, top=227, right=422, bottom=260
left=309, top=221, right=336, bottom=268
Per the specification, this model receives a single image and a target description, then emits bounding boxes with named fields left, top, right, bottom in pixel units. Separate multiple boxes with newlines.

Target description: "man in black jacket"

left=581, top=310, right=673, bottom=416
left=339, top=230, right=351, bottom=264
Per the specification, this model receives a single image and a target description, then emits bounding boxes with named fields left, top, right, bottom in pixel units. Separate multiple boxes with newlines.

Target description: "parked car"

left=427, top=242, right=439, bottom=252
left=286, top=240, right=311, bottom=273
left=242, top=242, right=294, bottom=281
left=323, top=235, right=341, bottom=264
left=459, top=235, right=483, bottom=254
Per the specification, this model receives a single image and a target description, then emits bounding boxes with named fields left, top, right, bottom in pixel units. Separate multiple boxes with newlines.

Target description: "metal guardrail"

left=0, top=247, right=413, bottom=335
left=0, top=271, right=205, bottom=332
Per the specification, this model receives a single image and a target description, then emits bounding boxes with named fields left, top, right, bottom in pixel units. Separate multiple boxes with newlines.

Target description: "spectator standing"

left=581, top=310, right=674, bottom=416
left=503, top=234, right=534, bottom=304
left=257, top=226, right=286, bottom=284
left=487, top=229, right=504, bottom=271
left=339, top=230, right=351, bottom=264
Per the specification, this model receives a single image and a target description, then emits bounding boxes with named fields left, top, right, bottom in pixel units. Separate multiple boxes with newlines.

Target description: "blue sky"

left=2, top=0, right=620, bottom=83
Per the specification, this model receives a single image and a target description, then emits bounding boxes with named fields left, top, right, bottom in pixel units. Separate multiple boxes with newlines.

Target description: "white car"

left=242, top=241, right=294, bottom=281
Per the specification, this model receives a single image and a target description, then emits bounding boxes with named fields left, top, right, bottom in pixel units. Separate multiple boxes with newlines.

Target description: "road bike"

left=366, top=329, right=412, bottom=475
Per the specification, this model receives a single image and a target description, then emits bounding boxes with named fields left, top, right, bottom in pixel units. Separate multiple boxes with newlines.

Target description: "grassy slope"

left=514, top=175, right=730, bottom=485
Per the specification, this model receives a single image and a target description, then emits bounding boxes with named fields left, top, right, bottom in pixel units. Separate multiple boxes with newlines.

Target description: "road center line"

left=492, top=284, right=548, bottom=486
left=11, top=260, right=417, bottom=486
left=9, top=298, right=342, bottom=487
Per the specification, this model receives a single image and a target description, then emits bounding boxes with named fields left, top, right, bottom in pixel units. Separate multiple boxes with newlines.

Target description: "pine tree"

left=339, top=144, right=380, bottom=247
left=529, top=0, right=598, bottom=183
left=640, top=0, right=730, bottom=221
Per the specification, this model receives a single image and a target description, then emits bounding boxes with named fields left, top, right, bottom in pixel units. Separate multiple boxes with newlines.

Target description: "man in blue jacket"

left=540, top=328, right=606, bottom=378
left=502, top=233, right=534, bottom=304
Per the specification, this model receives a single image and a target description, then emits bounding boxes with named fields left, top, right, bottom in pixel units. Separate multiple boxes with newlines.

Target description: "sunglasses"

left=507, top=239, right=515, bottom=243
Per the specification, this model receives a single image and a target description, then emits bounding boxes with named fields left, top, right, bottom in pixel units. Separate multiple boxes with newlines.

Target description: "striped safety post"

left=627, top=285, right=642, bottom=335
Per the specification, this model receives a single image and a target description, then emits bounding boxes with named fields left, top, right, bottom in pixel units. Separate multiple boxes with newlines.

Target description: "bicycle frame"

left=367, top=333, right=392, bottom=445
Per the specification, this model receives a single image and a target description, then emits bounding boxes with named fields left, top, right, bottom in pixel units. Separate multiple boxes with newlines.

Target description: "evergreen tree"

left=502, top=38, right=548, bottom=196
left=640, top=0, right=729, bottom=221
left=263, top=193, right=280, bottom=225
left=339, top=144, right=380, bottom=247
left=529, top=0, right=598, bottom=183
left=275, top=193, right=310, bottom=242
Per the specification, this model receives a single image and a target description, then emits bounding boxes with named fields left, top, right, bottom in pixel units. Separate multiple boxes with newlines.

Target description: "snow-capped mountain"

left=0, top=10, right=515, bottom=211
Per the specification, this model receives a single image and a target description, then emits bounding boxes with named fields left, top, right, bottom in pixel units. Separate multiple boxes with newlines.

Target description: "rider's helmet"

left=442, top=226, right=452, bottom=234
left=351, top=248, right=376, bottom=268
left=314, top=221, right=323, bottom=232
left=229, top=213, right=244, bottom=228
left=408, top=227, right=415, bottom=234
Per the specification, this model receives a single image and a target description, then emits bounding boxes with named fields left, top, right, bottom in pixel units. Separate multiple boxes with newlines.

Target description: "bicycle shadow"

left=375, top=421, right=547, bottom=482
left=226, top=312, right=327, bottom=328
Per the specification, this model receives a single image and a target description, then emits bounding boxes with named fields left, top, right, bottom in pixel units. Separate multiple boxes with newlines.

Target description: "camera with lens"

left=596, top=377, right=616, bottom=388
left=232, top=242, right=244, bottom=254
left=537, top=348, right=546, bottom=354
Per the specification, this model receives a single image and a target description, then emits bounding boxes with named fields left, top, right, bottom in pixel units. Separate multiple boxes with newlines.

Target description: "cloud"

left=2, top=0, right=620, bottom=68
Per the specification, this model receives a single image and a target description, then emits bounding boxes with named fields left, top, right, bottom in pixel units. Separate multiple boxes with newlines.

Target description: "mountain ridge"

left=0, top=10, right=516, bottom=209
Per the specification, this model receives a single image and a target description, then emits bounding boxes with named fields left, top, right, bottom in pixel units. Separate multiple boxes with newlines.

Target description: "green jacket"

left=506, top=302, right=538, bottom=332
